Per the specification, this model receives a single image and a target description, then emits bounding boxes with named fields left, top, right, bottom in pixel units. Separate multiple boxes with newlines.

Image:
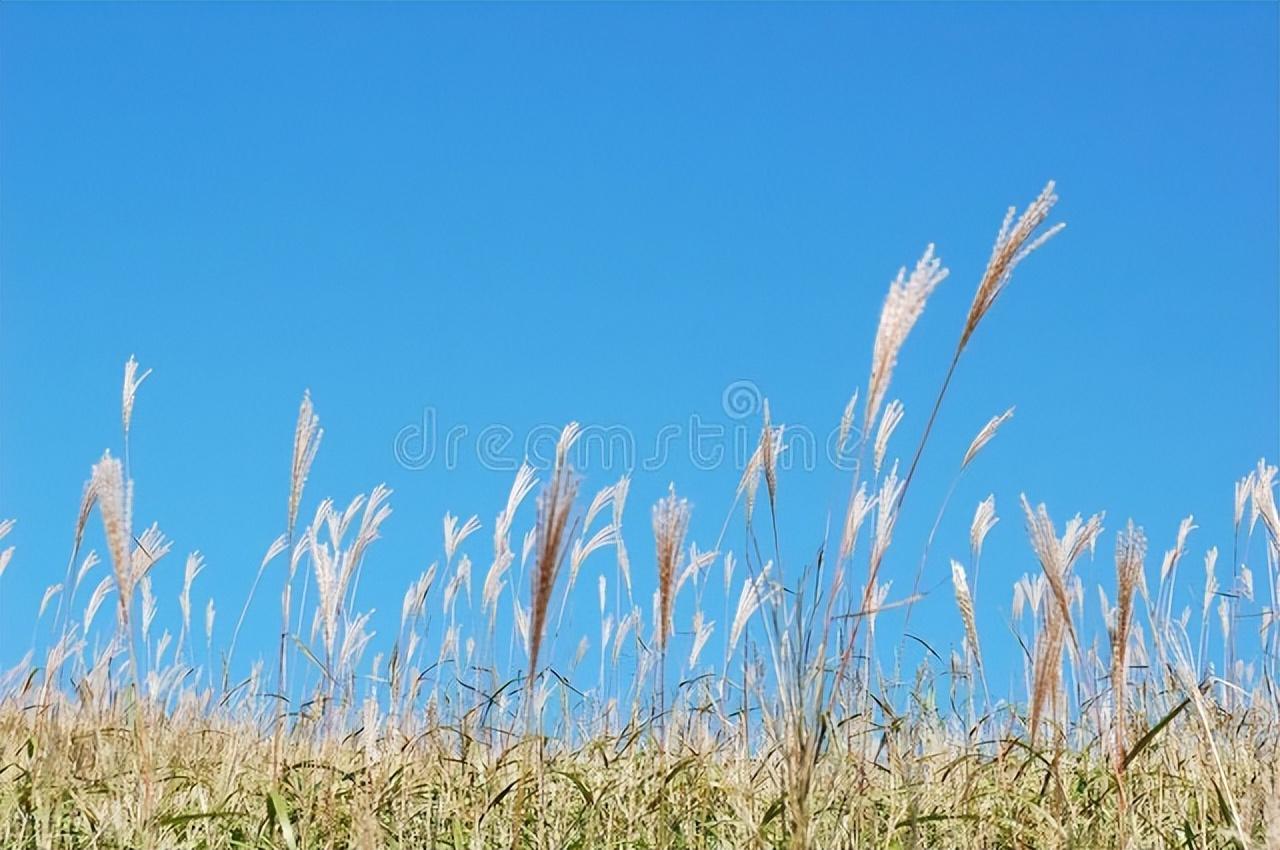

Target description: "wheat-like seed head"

left=121, top=355, right=151, bottom=437
left=866, top=463, right=904, bottom=597
left=612, top=607, right=639, bottom=665
left=1201, top=547, right=1219, bottom=622
left=288, top=391, right=322, bottom=543
left=836, top=390, right=859, bottom=458
left=83, top=574, right=113, bottom=634
left=527, top=423, right=581, bottom=689
left=179, top=552, right=205, bottom=641
left=483, top=464, right=538, bottom=623
left=652, top=484, right=691, bottom=653
left=1112, top=521, right=1146, bottom=772
left=39, top=584, right=63, bottom=620
left=1022, top=495, right=1101, bottom=742
left=970, top=495, right=998, bottom=563
left=688, top=610, right=715, bottom=669
left=1252, top=460, right=1280, bottom=552
left=757, top=403, right=783, bottom=523
left=74, top=551, right=99, bottom=592
left=949, top=560, right=982, bottom=676
left=873, top=399, right=905, bottom=477
left=1159, top=515, right=1197, bottom=583
left=960, top=182, right=1063, bottom=352
left=729, top=563, right=772, bottom=654
left=0, top=519, right=13, bottom=581
left=838, top=483, right=874, bottom=564
left=91, top=453, right=133, bottom=621
left=962, top=407, right=1014, bottom=470
left=131, top=523, right=172, bottom=586
left=443, top=513, right=481, bottom=563
left=865, top=245, right=948, bottom=434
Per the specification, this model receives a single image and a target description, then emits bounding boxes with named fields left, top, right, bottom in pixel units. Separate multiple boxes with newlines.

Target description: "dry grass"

left=1, top=182, right=1277, bottom=850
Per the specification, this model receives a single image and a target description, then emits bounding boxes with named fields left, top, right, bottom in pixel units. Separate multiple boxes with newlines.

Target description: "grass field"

left=1, top=182, right=1276, bottom=849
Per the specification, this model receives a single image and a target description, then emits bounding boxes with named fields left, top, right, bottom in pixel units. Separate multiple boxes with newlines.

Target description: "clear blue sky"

left=2, top=3, right=1276, bottom=693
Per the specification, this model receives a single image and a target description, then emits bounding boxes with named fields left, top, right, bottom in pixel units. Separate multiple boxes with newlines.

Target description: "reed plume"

left=962, top=407, right=1014, bottom=470
left=896, top=183, right=1062, bottom=510
left=864, top=245, right=947, bottom=435
left=122, top=355, right=151, bottom=439
left=1110, top=521, right=1146, bottom=775
left=652, top=484, right=691, bottom=655
left=1022, top=496, right=1102, bottom=743
left=960, top=182, right=1064, bottom=352
left=526, top=423, right=581, bottom=693
left=950, top=560, right=984, bottom=691
left=288, top=390, right=322, bottom=543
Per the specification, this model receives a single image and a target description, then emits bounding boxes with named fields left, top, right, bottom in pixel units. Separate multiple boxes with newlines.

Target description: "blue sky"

left=1, top=3, right=1276, bottom=695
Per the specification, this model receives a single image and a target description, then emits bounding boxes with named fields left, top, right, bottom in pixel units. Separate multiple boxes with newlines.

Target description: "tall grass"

left=1, top=182, right=1277, bottom=849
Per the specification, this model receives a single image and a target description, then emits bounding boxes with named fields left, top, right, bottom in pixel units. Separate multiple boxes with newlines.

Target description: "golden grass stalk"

left=121, top=354, right=151, bottom=439
left=950, top=560, right=985, bottom=693
left=652, top=484, right=691, bottom=656
left=526, top=423, right=581, bottom=695
left=1110, top=521, right=1145, bottom=775
left=961, top=407, right=1014, bottom=470
left=287, top=390, right=322, bottom=543
left=864, top=245, right=947, bottom=436
left=896, top=183, right=1062, bottom=512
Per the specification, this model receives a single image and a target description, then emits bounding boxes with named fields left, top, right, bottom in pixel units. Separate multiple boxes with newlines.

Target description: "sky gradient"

left=2, top=3, right=1277, bottom=690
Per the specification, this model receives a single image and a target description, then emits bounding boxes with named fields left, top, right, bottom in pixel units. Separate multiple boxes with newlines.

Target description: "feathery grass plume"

left=1110, top=522, right=1146, bottom=776
left=1253, top=459, right=1280, bottom=549
left=443, top=513, right=481, bottom=563
left=838, top=483, right=874, bottom=564
left=970, top=495, right=998, bottom=562
left=526, top=423, right=581, bottom=693
left=91, top=453, right=134, bottom=622
left=483, top=463, right=537, bottom=624
left=176, top=552, right=204, bottom=661
left=83, top=574, right=114, bottom=634
left=895, top=185, right=1062, bottom=514
left=968, top=494, right=998, bottom=604
left=736, top=438, right=765, bottom=529
left=962, top=407, right=1014, bottom=470
left=688, top=610, right=715, bottom=669
left=836, top=389, right=858, bottom=458
left=864, top=245, right=948, bottom=434
left=566, top=509, right=616, bottom=602
left=950, top=560, right=983, bottom=683
left=729, top=563, right=773, bottom=654
left=611, top=474, right=633, bottom=597
left=513, top=423, right=580, bottom=847
left=288, top=390, right=322, bottom=543
left=0, top=519, right=13, bottom=581
left=760, top=402, right=780, bottom=519
left=74, top=550, right=99, bottom=591
left=873, top=399, right=905, bottom=476
left=90, top=449, right=155, bottom=828
left=131, top=523, right=172, bottom=585
left=121, top=355, right=151, bottom=438
left=54, top=481, right=100, bottom=636
left=652, top=484, right=691, bottom=654
left=959, top=182, right=1064, bottom=353
left=38, top=584, right=63, bottom=620
left=1021, top=495, right=1103, bottom=743
left=866, top=463, right=905, bottom=602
